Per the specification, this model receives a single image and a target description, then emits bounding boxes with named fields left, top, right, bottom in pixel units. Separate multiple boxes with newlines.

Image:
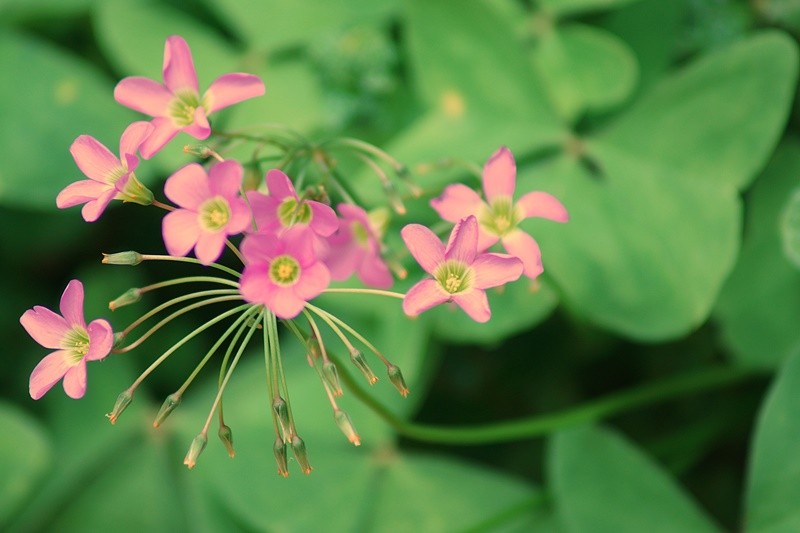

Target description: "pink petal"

left=195, top=231, right=227, bottom=265
left=70, top=135, right=122, bottom=184
left=267, top=287, right=306, bottom=319
left=309, top=201, right=338, bottom=237
left=477, top=228, right=501, bottom=252
left=205, top=73, right=266, bottom=113
left=285, top=226, right=316, bottom=267
left=482, top=146, right=516, bottom=202
left=114, top=77, right=172, bottom=116
left=80, top=189, right=117, bottom=223
left=452, top=290, right=491, bottom=323
left=139, top=117, right=180, bottom=159
left=325, top=237, right=362, bottom=281
left=358, top=253, right=393, bottom=289
left=62, top=363, right=87, bottom=399
left=444, top=216, right=478, bottom=265
left=266, top=169, right=296, bottom=200
left=208, top=160, right=243, bottom=198
left=240, top=264, right=271, bottom=304
left=119, top=121, right=154, bottom=158
left=516, top=191, right=569, bottom=222
left=502, top=229, right=543, bottom=279
left=162, top=209, right=201, bottom=257
left=85, top=319, right=114, bottom=362
left=20, top=307, right=69, bottom=349
left=184, top=106, right=211, bottom=139
left=241, top=232, right=280, bottom=263
left=472, top=253, right=523, bottom=289
left=246, top=191, right=279, bottom=232
left=164, top=163, right=211, bottom=210
left=56, top=180, right=111, bottom=209
left=29, top=350, right=71, bottom=400
left=227, top=198, right=254, bottom=234
left=59, top=280, right=85, bottom=328
left=163, top=36, right=198, bottom=94
left=294, top=261, right=330, bottom=300
left=430, top=184, right=485, bottom=223
left=403, top=279, right=449, bottom=317
left=401, top=224, right=445, bottom=275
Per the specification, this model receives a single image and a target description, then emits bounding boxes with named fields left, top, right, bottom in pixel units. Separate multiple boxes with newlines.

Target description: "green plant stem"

left=140, top=275, right=240, bottom=292
left=323, top=288, right=405, bottom=299
left=332, top=360, right=759, bottom=445
left=140, top=254, right=241, bottom=278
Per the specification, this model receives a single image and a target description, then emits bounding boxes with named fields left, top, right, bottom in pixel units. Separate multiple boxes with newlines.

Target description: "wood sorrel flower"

left=430, top=146, right=569, bottom=279
left=239, top=227, right=331, bottom=319
left=162, top=160, right=252, bottom=265
left=20, top=280, right=113, bottom=400
left=57, top=121, right=154, bottom=222
left=401, top=216, right=523, bottom=323
left=325, top=203, right=393, bottom=289
left=114, top=35, right=265, bottom=159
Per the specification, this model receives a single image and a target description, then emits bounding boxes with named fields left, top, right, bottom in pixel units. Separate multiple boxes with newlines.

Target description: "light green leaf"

left=744, top=348, right=800, bottom=532
left=538, top=0, right=644, bottom=18
left=531, top=24, right=638, bottom=121
left=549, top=425, right=719, bottom=532
left=715, top=142, right=800, bottom=368
left=0, top=31, right=137, bottom=209
left=780, top=185, right=800, bottom=268
left=0, top=403, right=51, bottom=529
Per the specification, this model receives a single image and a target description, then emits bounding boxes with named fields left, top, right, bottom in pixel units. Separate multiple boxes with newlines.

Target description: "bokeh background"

left=3, top=0, right=800, bottom=531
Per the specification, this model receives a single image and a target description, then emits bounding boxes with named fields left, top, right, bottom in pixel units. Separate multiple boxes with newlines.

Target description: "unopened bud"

left=106, top=389, right=133, bottom=424
left=334, top=409, right=360, bottom=446
left=218, top=424, right=235, bottom=458
left=396, top=166, right=423, bottom=198
left=119, top=173, right=153, bottom=206
left=183, top=433, right=208, bottom=469
left=350, top=349, right=378, bottom=385
left=387, top=365, right=409, bottom=397
left=382, top=181, right=406, bottom=215
left=274, top=437, right=289, bottom=477
left=290, top=435, right=312, bottom=474
left=272, top=397, right=291, bottom=437
left=153, top=393, right=181, bottom=428
left=102, top=251, right=143, bottom=266
left=109, top=288, right=142, bottom=311
left=321, top=361, right=343, bottom=397
left=305, top=337, right=322, bottom=366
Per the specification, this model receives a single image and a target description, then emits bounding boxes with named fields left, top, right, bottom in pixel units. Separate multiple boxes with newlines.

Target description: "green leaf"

left=0, top=403, right=51, bottom=529
left=744, top=347, right=800, bottom=531
left=780, top=185, right=800, bottom=268
left=0, top=31, right=137, bottom=209
left=531, top=24, right=638, bottom=121
left=549, top=425, right=719, bottom=532
left=715, top=141, right=800, bottom=368
left=538, top=0, right=644, bottom=18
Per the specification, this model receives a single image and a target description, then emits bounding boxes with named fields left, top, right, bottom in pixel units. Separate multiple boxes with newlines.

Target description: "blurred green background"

left=3, top=0, right=800, bottom=531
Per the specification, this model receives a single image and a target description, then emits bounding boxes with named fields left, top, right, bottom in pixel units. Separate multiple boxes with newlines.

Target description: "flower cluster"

left=21, top=35, right=567, bottom=474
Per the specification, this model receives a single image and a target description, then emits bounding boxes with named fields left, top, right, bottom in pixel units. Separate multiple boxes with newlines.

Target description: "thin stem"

left=261, top=308, right=281, bottom=437
left=306, top=304, right=389, bottom=366
left=224, top=238, right=246, bottom=264
left=122, top=288, right=238, bottom=337
left=323, top=288, right=405, bottom=299
left=302, top=309, right=331, bottom=364
left=217, top=307, right=261, bottom=389
left=139, top=276, right=239, bottom=293
left=140, top=254, right=241, bottom=278
left=270, top=313, right=297, bottom=433
left=304, top=305, right=357, bottom=357
left=324, top=137, right=404, bottom=172
left=331, top=360, right=760, bottom=445
left=152, top=200, right=175, bottom=211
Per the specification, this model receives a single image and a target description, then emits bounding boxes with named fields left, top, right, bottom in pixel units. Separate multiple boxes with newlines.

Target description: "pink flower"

left=57, top=121, right=154, bottom=222
left=246, top=169, right=338, bottom=238
left=430, top=146, right=569, bottom=279
left=401, top=216, right=523, bottom=323
left=162, top=160, right=252, bottom=265
left=325, top=204, right=392, bottom=289
left=21, top=280, right=114, bottom=400
left=114, top=35, right=265, bottom=159
left=239, top=227, right=331, bottom=319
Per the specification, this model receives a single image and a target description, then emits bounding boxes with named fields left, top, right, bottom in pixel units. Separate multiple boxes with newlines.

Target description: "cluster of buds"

left=20, top=36, right=568, bottom=474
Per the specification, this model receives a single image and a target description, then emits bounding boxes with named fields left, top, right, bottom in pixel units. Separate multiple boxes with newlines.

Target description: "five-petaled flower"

left=431, top=146, right=568, bottom=279
left=57, top=121, right=154, bottom=222
left=21, top=280, right=114, bottom=400
left=401, top=216, right=523, bottom=323
left=239, top=227, right=331, bottom=319
left=162, top=160, right=252, bottom=265
left=114, top=35, right=265, bottom=159
left=325, top=204, right=393, bottom=289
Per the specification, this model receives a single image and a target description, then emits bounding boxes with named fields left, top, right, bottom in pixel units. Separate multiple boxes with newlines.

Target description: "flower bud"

left=387, top=364, right=409, bottom=397
left=109, top=288, right=142, bottom=311
left=350, top=349, right=378, bottom=385
left=153, top=393, right=181, bottom=428
left=290, top=435, right=312, bottom=475
left=321, top=361, right=343, bottom=397
left=102, top=251, right=143, bottom=266
left=272, top=396, right=291, bottom=437
left=219, top=424, right=235, bottom=458
left=119, top=173, right=154, bottom=206
left=273, top=437, right=289, bottom=477
left=305, top=336, right=322, bottom=366
left=334, top=409, right=360, bottom=446
left=106, top=389, right=133, bottom=424
left=183, top=433, right=208, bottom=469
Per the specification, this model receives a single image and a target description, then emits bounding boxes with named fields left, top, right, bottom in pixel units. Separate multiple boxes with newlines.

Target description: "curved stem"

left=332, top=360, right=759, bottom=445
left=140, top=254, right=241, bottom=278
left=322, top=288, right=405, bottom=299
left=140, top=276, right=239, bottom=293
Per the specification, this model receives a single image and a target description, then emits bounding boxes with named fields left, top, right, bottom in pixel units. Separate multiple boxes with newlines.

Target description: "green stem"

left=121, top=289, right=239, bottom=338
left=140, top=254, right=241, bottom=278
left=332, top=361, right=759, bottom=445
left=140, top=276, right=239, bottom=292
left=323, top=288, right=405, bottom=299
